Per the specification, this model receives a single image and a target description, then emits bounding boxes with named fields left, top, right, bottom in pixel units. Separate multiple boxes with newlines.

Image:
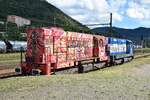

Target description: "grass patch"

left=134, top=48, right=150, bottom=55
left=0, top=57, right=150, bottom=100
left=0, top=57, right=150, bottom=92
left=0, top=53, right=21, bottom=61
left=0, top=53, right=25, bottom=69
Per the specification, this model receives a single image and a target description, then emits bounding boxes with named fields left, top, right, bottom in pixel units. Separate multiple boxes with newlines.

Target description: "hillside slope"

left=91, top=27, right=150, bottom=47
left=0, top=0, right=89, bottom=40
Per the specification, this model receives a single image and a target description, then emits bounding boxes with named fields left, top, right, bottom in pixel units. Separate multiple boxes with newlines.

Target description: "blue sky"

left=47, top=0, right=150, bottom=29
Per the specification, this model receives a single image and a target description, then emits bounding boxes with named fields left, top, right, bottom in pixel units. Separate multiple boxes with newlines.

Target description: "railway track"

left=0, top=72, right=20, bottom=79
left=0, top=53, right=150, bottom=79
left=0, top=68, right=21, bottom=79
left=134, top=53, right=150, bottom=59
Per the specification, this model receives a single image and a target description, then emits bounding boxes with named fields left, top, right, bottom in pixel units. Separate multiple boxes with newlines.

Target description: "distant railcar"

left=0, top=41, right=27, bottom=53
left=11, top=41, right=27, bottom=52
left=0, top=41, right=6, bottom=53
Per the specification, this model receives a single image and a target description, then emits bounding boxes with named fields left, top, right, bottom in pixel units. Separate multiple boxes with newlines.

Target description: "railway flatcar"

left=16, top=27, right=134, bottom=75
left=0, top=40, right=27, bottom=53
left=0, top=41, right=6, bottom=53
left=11, top=41, right=27, bottom=52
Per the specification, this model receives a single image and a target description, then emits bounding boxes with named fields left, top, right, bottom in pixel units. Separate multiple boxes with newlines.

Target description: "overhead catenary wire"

left=84, top=23, right=110, bottom=26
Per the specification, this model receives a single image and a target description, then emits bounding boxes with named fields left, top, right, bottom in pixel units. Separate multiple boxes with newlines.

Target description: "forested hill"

left=91, top=27, right=150, bottom=47
left=0, top=0, right=89, bottom=40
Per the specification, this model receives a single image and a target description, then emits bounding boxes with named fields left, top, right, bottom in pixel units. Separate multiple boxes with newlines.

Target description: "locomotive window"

left=127, top=42, right=131, bottom=49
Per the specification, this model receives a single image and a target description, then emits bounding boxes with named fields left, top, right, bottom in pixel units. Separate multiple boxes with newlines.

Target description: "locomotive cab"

left=20, top=28, right=53, bottom=75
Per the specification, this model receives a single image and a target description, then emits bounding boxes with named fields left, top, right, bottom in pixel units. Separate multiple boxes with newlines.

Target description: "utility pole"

left=109, top=13, right=112, bottom=36
left=141, top=35, right=144, bottom=53
left=4, top=21, right=8, bottom=39
left=54, top=17, right=56, bottom=27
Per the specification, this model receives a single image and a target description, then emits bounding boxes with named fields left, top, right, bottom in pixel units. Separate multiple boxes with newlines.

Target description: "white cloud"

left=126, top=0, right=150, bottom=27
left=127, top=8, right=145, bottom=19
left=47, top=0, right=149, bottom=28
left=126, top=1, right=150, bottom=20
left=107, top=0, right=126, bottom=12
left=48, top=0, right=77, bottom=8
left=47, top=0, right=126, bottom=27
left=113, top=12, right=123, bottom=22
left=140, top=0, right=150, bottom=4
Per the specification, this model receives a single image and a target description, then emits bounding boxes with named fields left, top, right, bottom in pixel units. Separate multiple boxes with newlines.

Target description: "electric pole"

left=141, top=35, right=144, bottom=53
left=54, top=17, right=56, bottom=26
left=109, top=13, right=112, bottom=36
left=3, top=21, right=8, bottom=39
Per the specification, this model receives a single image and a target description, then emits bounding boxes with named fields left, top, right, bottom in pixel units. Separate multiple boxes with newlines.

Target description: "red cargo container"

left=21, top=27, right=95, bottom=75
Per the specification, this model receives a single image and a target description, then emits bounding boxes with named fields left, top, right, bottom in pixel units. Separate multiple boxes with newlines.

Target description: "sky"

left=47, top=0, right=150, bottom=29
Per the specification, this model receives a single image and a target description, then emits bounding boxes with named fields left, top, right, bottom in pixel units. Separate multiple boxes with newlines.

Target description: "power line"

left=84, top=23, right=110, bottom=26
left=109, top=13, right=112, bottom=34
left=84, top=13, right=113, bottom=35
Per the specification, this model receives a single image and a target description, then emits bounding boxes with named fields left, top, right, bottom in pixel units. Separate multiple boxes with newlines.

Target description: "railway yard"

left=0, top=53, right=150, bottom=100
left=0, top=49, right=150, bottom=78
left=0, top=0, right=150, bottom=99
